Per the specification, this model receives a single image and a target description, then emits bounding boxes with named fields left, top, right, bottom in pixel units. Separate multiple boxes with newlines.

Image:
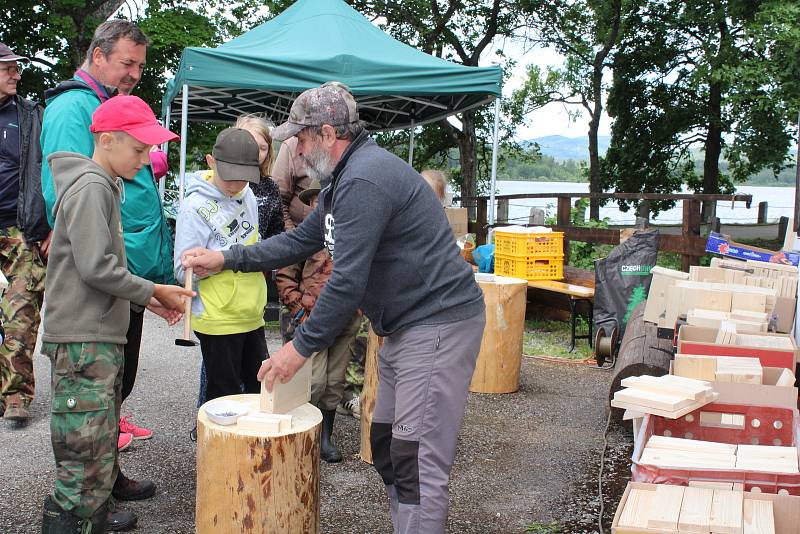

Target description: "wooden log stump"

left=360, top=327, right=382, bottom=464
left=470, top=276, right=528, bottom=394
left=608, top=302, right=674, bottom=423
left=196, top=394, right=322, bottom=533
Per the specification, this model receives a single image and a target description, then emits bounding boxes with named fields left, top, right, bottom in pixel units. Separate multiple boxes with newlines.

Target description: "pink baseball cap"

left=91, top=95, right=179, bottom=145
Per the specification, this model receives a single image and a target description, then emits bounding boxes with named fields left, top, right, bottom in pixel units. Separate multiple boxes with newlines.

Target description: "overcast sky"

left=495, top=42, right=613, bottom=142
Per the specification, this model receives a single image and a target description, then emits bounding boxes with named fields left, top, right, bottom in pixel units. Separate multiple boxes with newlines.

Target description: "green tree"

left=512, top=0, right=633, bottom=220
left=603, top=0, right=798, bottom=217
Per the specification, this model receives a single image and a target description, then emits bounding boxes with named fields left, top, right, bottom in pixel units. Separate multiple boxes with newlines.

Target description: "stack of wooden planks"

left=611, top=375, right=717, bottom=418
left=638, top=435, right=799, bottom=474
left=687, top=309, right=768, bottom=333
left=715, top=357, right=763, bottom=384
left=617, top=483, right=775, bottom=533
left=673, top=354, right=793, bottom=386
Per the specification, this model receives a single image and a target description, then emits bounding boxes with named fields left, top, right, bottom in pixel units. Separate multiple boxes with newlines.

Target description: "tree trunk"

left=702, top=81, right=723, bottom=222
left=458, top=110, right=478, bottom=220
left=196, top=395, right=321, bottom=533
left=588, top=113, right=602, bottom=221
left=360, top=328, right=383, bottom=464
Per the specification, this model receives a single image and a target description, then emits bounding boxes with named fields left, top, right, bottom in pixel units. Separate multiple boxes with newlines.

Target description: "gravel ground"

left=0, top=314, right=614, bottom=533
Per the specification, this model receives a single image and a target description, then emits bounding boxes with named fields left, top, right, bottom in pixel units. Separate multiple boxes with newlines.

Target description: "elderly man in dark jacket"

left=0, top=42, right=49, bottom=422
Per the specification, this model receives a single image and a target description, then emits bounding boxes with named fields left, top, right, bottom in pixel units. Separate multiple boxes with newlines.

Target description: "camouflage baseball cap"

left=272, top=83, right=359, bottom=141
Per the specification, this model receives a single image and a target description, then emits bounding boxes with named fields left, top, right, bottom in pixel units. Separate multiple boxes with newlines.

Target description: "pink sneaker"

left=120, top=415, right=153, bottom=440
left=118, top=432, right=134, bottom=452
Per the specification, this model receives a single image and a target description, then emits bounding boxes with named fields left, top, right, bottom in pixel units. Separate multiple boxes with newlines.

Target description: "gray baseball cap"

left=272, top=83, right=359, bottom=141
left=0, top=43, right=28, bottom=63
left=212, top=128, right=261, bottom=184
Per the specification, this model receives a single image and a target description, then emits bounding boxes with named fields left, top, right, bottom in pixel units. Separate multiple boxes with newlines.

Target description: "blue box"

left=705, top=232, right=800, bottom=267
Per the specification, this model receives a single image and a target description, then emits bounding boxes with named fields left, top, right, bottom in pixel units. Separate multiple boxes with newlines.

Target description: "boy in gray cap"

left=183, top=83, right=485, bottom=534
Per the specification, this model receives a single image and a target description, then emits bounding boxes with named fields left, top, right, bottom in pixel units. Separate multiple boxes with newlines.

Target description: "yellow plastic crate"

left=494, top=253, right=564, bottom=281
left=494, top=231, right=564, bottom=257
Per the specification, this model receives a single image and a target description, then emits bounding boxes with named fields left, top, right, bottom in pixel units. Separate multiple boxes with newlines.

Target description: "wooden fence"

left=459, top=193, right=756, bottom=272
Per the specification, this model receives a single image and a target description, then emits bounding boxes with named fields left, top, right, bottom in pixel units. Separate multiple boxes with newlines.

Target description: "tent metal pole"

left=158, top=108, right=171, bottom=201
left=408, top=118, right=415, bottom=166
left=178, top=85, right=189, bottom=204
left=488, top=97, right=501, bottom=226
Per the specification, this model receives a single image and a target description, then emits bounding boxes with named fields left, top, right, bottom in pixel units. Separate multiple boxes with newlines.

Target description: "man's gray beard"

left=302, top=146, right=335, bottom=183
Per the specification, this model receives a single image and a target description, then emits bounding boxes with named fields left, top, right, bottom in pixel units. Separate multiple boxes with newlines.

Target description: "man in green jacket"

left=40, top=19, right=174, bottom=532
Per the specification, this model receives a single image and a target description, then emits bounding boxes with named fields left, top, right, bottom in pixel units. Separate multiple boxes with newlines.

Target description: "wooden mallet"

left=175, top=266, right=198, bottom=347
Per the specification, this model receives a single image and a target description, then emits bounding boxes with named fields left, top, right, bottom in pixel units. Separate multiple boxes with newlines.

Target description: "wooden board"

left=647, top=435, right=737, bottom=455
left=674, top=354, right=718, bottom=381
left=710, top=489, right=744, bottom=534
left=678, top=486, right=713, bottom=532
left=620, top=375, right=711, bottom=401
left=613, top=387, right=697, bottom=412
left=260, top=357, right=311, bottom=414
left=647, top=484, right=684, bottom=530
left=776, top=368, right=795, bottom=387
left=743, top=499, right=776, bottom=534
left=236, top=413, right=292, bottom=433
left=689, top=480, right=735, bottom=490
left=611, top=392, right=719, bottom=419
left=617, top=488, right=654, bottom=529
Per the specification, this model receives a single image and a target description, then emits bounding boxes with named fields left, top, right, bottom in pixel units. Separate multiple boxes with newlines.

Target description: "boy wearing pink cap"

left=40, top=95, right=193, bottom=533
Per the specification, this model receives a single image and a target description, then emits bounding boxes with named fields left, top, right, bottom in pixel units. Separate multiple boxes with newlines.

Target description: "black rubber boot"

left=106, top=499, right=137, bottom=532
left=42, top=496, right=108, bottom=534
left=320, top=409, right=343, bottom=463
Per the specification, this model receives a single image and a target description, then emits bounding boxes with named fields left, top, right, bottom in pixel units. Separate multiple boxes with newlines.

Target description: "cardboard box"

left=774, top=295, right=797, bottom=334
left=672, top=361, right=798, bottom=409
left=643, top=266, right=689, bottom=326
left=444, top=207, right=468, bottom=239
left=612, top=482, right=800, bottom=533
left=677, top=325, right=798, bottom=370
left=707, top=231, right=800, bottom=266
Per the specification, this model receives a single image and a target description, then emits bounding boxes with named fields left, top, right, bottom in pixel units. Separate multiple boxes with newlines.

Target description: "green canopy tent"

left=161, top=0, right=504, bottom=222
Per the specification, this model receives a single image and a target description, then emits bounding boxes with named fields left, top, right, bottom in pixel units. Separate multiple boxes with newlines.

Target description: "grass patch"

left=523, top=319, right=593, bottom=361
left=525, top=521, right=562, bottom=533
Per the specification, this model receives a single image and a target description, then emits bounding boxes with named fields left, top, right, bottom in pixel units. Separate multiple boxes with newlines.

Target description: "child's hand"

left=181, top=248, right=225, bottom=277
left=152, top=284, right=195, bottom=311
left=146, top=297, right=183, bottom=326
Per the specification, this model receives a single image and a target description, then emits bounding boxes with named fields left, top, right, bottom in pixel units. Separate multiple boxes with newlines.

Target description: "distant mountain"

left=528, top=135, right=611, bottom=161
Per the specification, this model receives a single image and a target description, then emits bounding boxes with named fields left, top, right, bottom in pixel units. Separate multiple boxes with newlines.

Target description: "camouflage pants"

left=42, top=341, right=123, bottom=519
left=0, top=226, right=46, bottom=405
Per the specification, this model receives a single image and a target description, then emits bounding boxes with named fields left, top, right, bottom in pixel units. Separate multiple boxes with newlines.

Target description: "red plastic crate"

left=632, top=402, right=800, bottom=494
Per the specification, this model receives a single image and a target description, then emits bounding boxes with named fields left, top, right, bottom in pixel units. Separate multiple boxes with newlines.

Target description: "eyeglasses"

left=0, top=65, right=23, bottom=76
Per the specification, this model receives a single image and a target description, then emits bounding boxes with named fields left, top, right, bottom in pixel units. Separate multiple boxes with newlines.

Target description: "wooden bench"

left=527, top=280, right=594, bottom=352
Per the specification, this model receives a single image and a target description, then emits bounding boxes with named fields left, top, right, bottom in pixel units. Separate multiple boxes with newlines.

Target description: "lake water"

left=494, top=181, right=797, bottom=225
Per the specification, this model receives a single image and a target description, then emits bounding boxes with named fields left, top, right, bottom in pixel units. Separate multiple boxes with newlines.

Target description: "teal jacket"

left=41, top=76, right=176, bottom=284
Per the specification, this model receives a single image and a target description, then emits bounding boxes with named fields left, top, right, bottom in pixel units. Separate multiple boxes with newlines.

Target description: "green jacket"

left=41, top=76, right=176, bottom=284
left=43, top=152, right=154, bottom=344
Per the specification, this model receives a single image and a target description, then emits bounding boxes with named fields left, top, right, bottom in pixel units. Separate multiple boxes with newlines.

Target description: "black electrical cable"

left=597, top=411, right=612, bottom=534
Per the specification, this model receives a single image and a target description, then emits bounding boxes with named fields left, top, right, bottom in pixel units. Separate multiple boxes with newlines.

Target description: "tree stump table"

left=196, top=394, right=322, bottom=533
left=469, top=276, right=528, bottom=393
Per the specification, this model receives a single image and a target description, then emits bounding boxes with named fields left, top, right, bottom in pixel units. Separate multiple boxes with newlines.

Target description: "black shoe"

left=189, top=425, right=197, bottom=442
left=112, top=472, right=156, bottom=501
left=42, top=495, right=107, bottom=534
left=107, top=509, right=137, bottom=532
left=320, top=409, right=343, bottom=463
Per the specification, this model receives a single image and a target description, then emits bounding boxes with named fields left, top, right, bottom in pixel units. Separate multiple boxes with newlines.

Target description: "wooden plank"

left=743, top=498, right=775, bottom=534
left=679, top=486, right=714, bottom=532
left=260, top=358, right=311, bottom=414
left=710, top=489, right=744, bottom=534
left=647, top=435, right=737, bottom=455
left=620, top=375, right=711, bottom=400
left=674, top=354, right=718, bottom=381
left=689, top=480, right=734, bottom=490
left=617, top=488, right=654, bottom=528
left=236, top=413, right=292, bottom=433
left=611, top=392, right=718, bottom=419
left=647, top=484, right=684, bottom=530
left=775, top=368, right=795, bottom=387
left=640, top=449, right=737, bottom=469
left=613, top=387, right=696, bottom=412
left=732, top=292, right=768, bottom=313
left=526, top=279, right=594, bottom=298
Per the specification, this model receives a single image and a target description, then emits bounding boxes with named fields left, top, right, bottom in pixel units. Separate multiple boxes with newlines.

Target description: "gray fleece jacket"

left=224, top=132, right=484, bottom=357
left=42, top=152, right=154, bottom=344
